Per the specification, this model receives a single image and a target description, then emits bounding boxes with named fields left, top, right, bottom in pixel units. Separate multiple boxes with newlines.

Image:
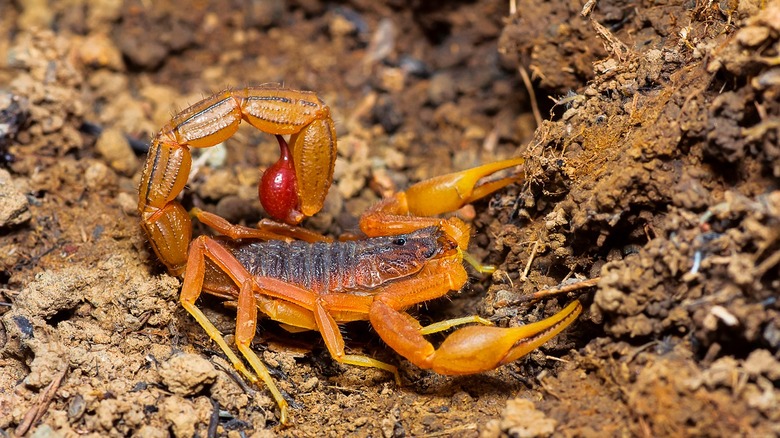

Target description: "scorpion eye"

left=393, top=237, right=407, bottom=246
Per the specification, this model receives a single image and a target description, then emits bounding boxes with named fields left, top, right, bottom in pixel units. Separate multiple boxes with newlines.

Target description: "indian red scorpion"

left=137, top=85, right=582, bottom=424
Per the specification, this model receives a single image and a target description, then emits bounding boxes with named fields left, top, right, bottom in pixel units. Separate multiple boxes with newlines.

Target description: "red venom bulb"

left=259, top=136, right=304, bottom=224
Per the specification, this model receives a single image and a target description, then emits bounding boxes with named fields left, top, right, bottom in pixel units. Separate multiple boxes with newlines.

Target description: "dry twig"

left=16, top=365, right=69, bottom=435
left=511, top=277, right=601, bottom=305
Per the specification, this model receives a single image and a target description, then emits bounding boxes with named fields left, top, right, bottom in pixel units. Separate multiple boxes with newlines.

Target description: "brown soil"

left=1, top=1, right=779, bottom=437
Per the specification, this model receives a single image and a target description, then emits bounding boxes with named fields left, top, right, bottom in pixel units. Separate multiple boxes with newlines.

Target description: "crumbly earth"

left=1, top=1, right=779, bottom=437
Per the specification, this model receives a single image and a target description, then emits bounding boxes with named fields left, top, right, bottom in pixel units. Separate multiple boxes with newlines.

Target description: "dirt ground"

left=1, top=0, right=779, bottom=437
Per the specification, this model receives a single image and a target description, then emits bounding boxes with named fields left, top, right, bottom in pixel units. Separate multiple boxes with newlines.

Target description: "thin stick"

left=511, top=277, right=600, bottom=305
left=518, top=66, right=543, bottom=129
left=420, top=423, right=478, bottom=437
left=755, top=249, right=780, bottom=277
left=211, top=356, right=257, bottom=397
left=519, top=240, right=540, bottom=281
left=207, top=398, right=220, bottom=438
left=16, top=365, right=69, bottom=435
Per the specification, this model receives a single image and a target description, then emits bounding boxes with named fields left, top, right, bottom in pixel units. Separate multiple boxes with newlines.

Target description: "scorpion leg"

left=219, top=284, right=404, bottom=384
left=419, top=315, right=493, bottom=335
left=180, top=236, right=290, bottom=424
left=183, top=235, right=401, bottom=416
left=313, top=301, right=402, bottom=384
left=193, top=208, right=332, bottom=243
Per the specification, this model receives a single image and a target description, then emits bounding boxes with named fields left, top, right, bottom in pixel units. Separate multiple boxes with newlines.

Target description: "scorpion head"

left=356, top=226, right=459, bottom=288
left=390, top=226, right=458, bottom=260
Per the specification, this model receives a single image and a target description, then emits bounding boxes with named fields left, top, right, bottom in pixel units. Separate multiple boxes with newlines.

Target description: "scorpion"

left=137, top=85, right=582, bottom=424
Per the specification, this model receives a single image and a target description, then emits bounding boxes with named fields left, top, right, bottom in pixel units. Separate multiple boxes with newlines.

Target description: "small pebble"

left=95, top=127, right=137, bottom=176
left=428, top=72, right=457, bottom=105
left=116, top=192, right=138, bottom=216
left=197, top=169, right=239, bottom=200
left=0, top=169, right=31, bottom=227
left=84, top=161, right=117, bottom=191
left=75, top=33, right=125, bottom=70
left=158, top=353, right=217, bottom=396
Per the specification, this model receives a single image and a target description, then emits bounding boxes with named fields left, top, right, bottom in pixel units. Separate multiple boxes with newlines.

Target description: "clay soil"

left=1, top=1, right=779, bottom=437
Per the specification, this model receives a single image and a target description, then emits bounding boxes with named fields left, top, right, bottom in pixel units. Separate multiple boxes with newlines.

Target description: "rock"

left=158, top=353, right=217, bottom=396
left=197, top=168, right=239, bottom=200
left=428, top=72, right=457, bottom=105
left=74, top=33, right=125, bottom=70
left=160, top=395, right=198, bottom=438
left=95, top=127, right=137, bottom=176
left=84, top=161, right=118, bottom=191
left=0, top=169, right=31, bottom=227
left=481, top=398, right=557, bottom=438
left=116, top=192, right=137, bottom=216
left=17, top=0, right=54, bottom=30
left=744, top=349, right=780, bottom=381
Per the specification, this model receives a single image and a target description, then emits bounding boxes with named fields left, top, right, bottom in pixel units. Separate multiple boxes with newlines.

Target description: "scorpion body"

left=225, top=227, right=453, bottom=296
